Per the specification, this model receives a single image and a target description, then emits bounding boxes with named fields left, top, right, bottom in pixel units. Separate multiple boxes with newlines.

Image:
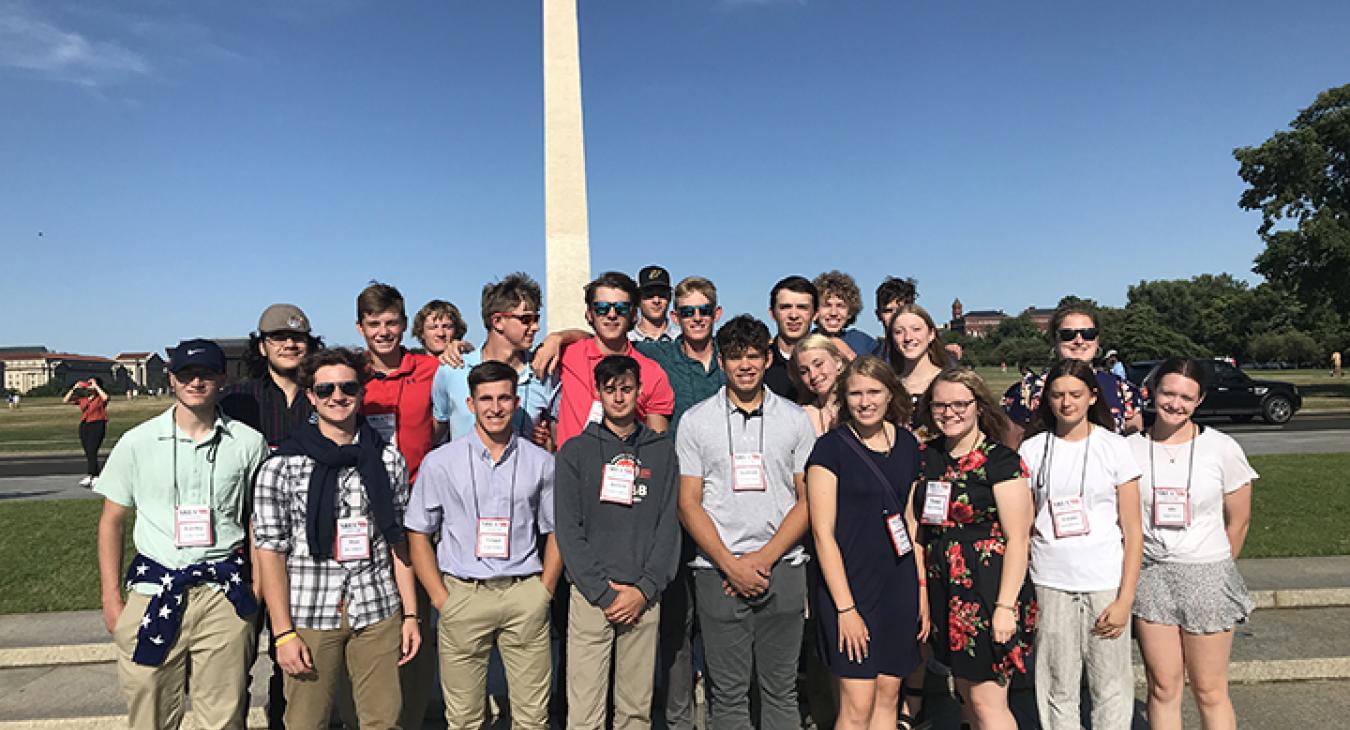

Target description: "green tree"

left=1107, top=305, right=1206, bottom=362
left=1249, top=329, right=1322, bottom=366
left=1234, top=84, right=1350, bottom=314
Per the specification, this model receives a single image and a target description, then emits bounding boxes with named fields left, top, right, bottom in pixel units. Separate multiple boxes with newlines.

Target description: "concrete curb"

left=0, top=644, right=115, bottom=668
left=1133, top=656, right=1350, bottom=686
left=0, top=708, right=266, bottom=729
left=1251, top=588, right=1350, bottom=609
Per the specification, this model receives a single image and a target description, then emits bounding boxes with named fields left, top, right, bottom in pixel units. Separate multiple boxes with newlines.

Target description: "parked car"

left=1127, top=359, right=1302, bottom=425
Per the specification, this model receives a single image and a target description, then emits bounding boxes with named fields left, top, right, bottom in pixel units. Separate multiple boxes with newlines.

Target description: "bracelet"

left=403, top=614, right=420, bottom=623
left=994, top=602, right=1015, bottom=612
left=917, top=578, right=927, bottom=588
left=837, top=605, right=857, bottom=614
left=273, top=632, right=299, bottom=649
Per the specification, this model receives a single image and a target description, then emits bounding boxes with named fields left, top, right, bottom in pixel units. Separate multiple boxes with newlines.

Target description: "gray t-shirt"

left=676, top=386, right=815, bottom=567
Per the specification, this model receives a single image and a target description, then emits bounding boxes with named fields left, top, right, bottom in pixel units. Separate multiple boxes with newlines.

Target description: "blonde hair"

left=788, top=334, right=846, bottom=405
left=673, top=276, right=718, bottom=306
left=836, top=355, right=913, bottom=426
left=812, top=270, right=863, bottom=325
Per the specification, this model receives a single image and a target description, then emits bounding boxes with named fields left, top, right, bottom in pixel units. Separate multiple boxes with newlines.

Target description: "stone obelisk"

left=543, top=0, right=591, bottom=331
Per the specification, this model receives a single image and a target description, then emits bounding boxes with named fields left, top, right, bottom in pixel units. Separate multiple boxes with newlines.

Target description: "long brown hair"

left=884, top=303, right=949, bottom=372
left=836, top=356, right=913, bottom=427
left=1026, top=359, right=1113, bottom=437
left=919, top=367, right=1010, bottom=444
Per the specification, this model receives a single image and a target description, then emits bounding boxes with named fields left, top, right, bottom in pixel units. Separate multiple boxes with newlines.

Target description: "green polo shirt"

left=635, top=337, right=725, bottom=436
left=96, top=406, right=270, bottom=594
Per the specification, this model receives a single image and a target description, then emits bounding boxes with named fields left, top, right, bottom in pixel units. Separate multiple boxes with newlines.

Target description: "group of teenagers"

left=92, top=265, right=1256, bottom=730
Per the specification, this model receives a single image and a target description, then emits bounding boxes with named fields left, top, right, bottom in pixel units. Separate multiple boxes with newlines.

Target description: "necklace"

left=848, top=422, right=893, bottom=458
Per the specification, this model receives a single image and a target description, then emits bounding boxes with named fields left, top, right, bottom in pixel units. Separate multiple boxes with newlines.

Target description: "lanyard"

left=724, top=395, right=766, bottom=458
left=1039, top=427, right=1091, bottom=499
left=469, top=438, right=520, bottom=527
left=1148, top=422, right=1197, bottom=495
left=168, top=408, right=219, bottom=509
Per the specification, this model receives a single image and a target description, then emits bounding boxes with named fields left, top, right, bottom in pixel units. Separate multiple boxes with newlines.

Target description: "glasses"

left=312, top=381, right=361, bottom=399
left=929, top=399, right=976, bottom=414
left=1057, top=327, right=1098, bottom=342
left=496, top=312, right=540, bottom=327
left=676, top=304, right=715, bottom=318
left=174, top=368, right=216, bottom=384
left=590, top=301, right=633, bottom=318
left=264, top=331, right=307, bottom=344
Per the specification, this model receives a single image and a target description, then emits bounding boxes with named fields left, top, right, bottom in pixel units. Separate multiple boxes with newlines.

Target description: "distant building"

left=947, top=299, right=1055, bottom=338
left=114, top=352, right=167, bottom=390
left=1022, top=307, right=1055, bottom=332
left=0, top=350, right=117, bottom=394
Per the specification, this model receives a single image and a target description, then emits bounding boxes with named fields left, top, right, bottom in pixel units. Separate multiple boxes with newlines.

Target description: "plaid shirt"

left=252, top=440, right=409, bottom=631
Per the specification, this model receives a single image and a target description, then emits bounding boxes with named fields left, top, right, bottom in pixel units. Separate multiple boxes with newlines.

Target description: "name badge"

left=732, top=452, right=766, bottom=492
left=1050, top=496, right=1090, bottom=538
left=476, top=517, right=511, bottom=559
left=1153, top=487, right=1190, bottom=528
left=586, top=400, right=604, bottom=425
left=335, top=517, right=371, bottom=561
left=885, top=513, right=913, bottom=558
left=367, top=413, right=398, bottom=447
left=921, top=481, right=951, bottom=525
left=174, top=505, right=214, bottom=547
left=600, top=464, right=636, bottom=506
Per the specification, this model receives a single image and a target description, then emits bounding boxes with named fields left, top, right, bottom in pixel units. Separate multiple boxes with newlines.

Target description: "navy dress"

left=807, top=425, right=923, bottom=679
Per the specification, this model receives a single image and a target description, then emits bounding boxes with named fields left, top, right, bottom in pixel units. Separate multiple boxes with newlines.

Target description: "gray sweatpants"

left=1033, top=585, right=1133, bottom=730
left=693, top=562, right=805, bottom=730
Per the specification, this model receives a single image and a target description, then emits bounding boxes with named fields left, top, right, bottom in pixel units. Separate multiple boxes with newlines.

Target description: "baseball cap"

left=637, top=265, right=672, bottom=293
left=258, top=303, right=311, bottom=334
left=169, top=339, right=226, bottom=374
left=1104, top=349, right=1119, bottom=358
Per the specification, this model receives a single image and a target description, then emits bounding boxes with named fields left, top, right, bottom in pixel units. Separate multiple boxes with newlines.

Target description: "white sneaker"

left=90, top=476, right=99, bottom=488
left=78, top=475, right=93, bottom=487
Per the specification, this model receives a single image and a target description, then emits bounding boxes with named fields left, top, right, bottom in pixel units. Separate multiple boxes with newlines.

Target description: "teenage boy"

left=812, top=270, right=881, bottom=357
left=95, top=339, right=271, bottom=730
left=406, top=362, right=562, bottom=730
left=253, top=348, right=421, bottom=730
left=221, top=303, right=319, bottom=449
left=412, top=299, right=469, bottom=358
left=353, top=281, right=440, bottom=727
left=355, top=282, right=440, bottom=481
left=546, top=271, right=675, bottom=447
left=676, top=316, right=815, bottom=730
left=432, top=273, right=560, bottom=443
left=763, top=275, right=818, bottom=402
left=873, top=276, right=917, bottom=331
left=555, top=355, right=681, bottom=730
left=630, top=265, right=681, bottom=342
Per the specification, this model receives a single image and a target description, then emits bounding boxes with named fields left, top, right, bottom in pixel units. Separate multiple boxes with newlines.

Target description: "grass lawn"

left=1, top=452, right=1345, bottom=614
left=0, top=397, right=170, bottom=454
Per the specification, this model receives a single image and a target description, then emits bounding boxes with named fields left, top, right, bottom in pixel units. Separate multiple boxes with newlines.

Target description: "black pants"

left=79, top=420, right=106, bottom=476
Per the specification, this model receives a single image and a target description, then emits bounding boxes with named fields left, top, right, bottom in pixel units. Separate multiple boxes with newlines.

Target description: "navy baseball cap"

left=169, top=339, right=226, bottom=374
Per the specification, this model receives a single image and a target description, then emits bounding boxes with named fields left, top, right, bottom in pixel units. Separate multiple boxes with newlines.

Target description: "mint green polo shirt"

left=635, top=337, right=725, bottom=436
left=95, top=406, right=270, bottom=594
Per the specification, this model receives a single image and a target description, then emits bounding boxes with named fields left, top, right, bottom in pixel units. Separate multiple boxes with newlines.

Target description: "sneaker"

left=90, top=476, right=99, bottom=488
left=78, top=475, right=93, bottom=487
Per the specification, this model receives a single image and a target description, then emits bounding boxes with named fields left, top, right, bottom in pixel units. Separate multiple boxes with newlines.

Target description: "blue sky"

left=2, top=0, right=1346, bottom=356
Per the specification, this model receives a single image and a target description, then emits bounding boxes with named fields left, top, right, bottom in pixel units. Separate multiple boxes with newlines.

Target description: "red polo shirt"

left=555, top=337, right=675, bottom=447
left=362, top=349, right=439, bottom=483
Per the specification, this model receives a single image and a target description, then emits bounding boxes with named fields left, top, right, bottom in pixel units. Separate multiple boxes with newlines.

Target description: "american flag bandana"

left=122, top=551, right=259, bottom=666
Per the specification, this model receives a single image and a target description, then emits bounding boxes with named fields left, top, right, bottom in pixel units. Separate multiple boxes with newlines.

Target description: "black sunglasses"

left=590, top=301, right=634, bottom=317
left=312, top=381, right=362, bottom=399
left=496, top=312, right=540, bottom=326
left=1057, top=327, right=1099, bottom=342
left=676, top=304, right=715, bottom=318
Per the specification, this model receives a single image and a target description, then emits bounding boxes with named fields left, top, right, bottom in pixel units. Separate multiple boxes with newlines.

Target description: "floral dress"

left=914, top=441, right=1037, bottom=684
left=1001, top=367, right=1141, bottom=432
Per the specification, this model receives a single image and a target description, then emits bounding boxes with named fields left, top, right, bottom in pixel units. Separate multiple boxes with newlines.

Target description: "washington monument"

left=544, top=0, right=591, bottom=331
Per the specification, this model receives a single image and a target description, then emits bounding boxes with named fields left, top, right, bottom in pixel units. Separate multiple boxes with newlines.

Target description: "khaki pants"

left=283, top=612, right=403, bottom=730
left=566, top=585, right=661, bottom=730
left=437, top=574, right=553, bottom=730
left=113, top=587, right=257, bottom=730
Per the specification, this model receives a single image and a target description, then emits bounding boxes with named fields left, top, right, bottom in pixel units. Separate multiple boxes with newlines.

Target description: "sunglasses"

left=496, top=312, right=540, bottom=326
left=1057, top=327, right=1098, bottom=342
left=312, top=381, right=361, bottom=399
left=676, top=304, right=715, bottom=318
left=590, top=301, right=633, bottom=318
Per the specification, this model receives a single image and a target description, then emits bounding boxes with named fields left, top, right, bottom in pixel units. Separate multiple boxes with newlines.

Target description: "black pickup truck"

left=1125, top=359, right=1302, bottom=425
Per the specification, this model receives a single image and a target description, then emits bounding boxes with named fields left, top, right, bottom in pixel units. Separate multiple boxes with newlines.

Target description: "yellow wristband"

left=274, top=632, right=299, bottom=649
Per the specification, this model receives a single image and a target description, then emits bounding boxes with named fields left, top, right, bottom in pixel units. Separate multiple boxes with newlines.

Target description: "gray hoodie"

left=554, top=421, right=681, bottom=608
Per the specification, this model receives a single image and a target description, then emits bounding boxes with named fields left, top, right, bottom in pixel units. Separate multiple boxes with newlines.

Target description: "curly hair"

left=412, top=300, right=468, bottom=346
left=244, top=332, right=325, bottom=379
left=812, top=270, right=863, bottom=327
left=875, top=276, right=917, bottom=311
left=715, top=315, right=773, bottom=360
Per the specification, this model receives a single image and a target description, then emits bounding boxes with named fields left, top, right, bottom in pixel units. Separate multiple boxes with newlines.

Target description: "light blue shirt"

left=405, top=433, right=556, bottom=579
left=430, top=350, right=561, bottom=441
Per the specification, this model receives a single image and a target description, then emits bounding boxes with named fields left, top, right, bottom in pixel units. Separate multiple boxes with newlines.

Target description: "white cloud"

left=0, top=1, right=150, bottom=86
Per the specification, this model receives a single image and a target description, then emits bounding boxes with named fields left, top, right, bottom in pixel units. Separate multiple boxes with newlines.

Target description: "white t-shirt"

left=1021, top=426, right=1142, bottom=592
left=1127, top=426, right=1258, bottom=564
